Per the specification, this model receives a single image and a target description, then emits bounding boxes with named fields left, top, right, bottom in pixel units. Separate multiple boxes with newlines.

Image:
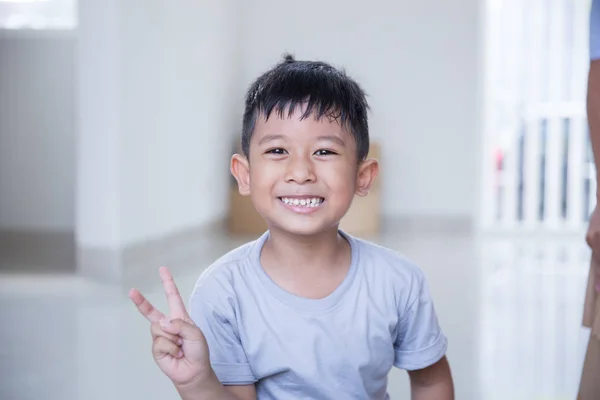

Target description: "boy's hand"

left=129, top=267, right=211, bottom=388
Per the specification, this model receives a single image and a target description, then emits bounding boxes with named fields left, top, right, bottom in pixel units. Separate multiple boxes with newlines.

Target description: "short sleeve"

left=591, top=0, right=600, bottom=60
left=393, top=271, right=448, bottom=371
left=189, top=280, right=257, bottom=385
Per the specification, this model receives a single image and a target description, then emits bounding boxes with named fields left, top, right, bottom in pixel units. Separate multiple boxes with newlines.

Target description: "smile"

left=278, top=196, right=325, bottom=208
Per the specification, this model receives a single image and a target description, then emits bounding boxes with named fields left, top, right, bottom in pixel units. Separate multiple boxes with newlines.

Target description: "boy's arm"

left=223, top=385, right=257, bottom=400
left=156, top=317, right=257, bottom=400
left=130, top=268, right=257, bottom=400
left=175, top=371, right=256, bottom=400
left=392, top=267, right=454, bottom=399
left=407, top=356, right=454, bottom=400
left=186, top=275, right=259, bottom=400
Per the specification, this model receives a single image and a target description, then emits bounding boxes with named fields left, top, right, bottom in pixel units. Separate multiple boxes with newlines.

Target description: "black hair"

left=241, top=53, right=370, bottom=161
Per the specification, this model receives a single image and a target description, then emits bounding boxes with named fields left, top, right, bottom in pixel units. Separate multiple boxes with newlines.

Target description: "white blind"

left=0, top=0, right=76, bottom=30
left=481, top=0, right=594, bottom=230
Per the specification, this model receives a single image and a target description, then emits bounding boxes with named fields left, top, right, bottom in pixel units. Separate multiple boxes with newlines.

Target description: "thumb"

left=160, top=318, right=204, bottom=341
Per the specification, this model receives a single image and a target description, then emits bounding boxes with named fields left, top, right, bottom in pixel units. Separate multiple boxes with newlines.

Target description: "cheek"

left=248, top=163, right=279, bottom=189
left=321, top=164, right=357, bottom=192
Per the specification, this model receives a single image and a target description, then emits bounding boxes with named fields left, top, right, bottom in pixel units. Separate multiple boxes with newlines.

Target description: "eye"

left=265, top=148, right=287, bottom=155
left=314, top=149, right=337, bottom=156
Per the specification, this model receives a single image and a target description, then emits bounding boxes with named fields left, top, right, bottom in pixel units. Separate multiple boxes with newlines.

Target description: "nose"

left=284, top=154, right=316, bottom=184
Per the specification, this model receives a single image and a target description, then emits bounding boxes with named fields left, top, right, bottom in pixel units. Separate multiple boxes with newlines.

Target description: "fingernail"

left=177, top=350, right=183, bottom=358
left=178, top=338, right=183, bottom=345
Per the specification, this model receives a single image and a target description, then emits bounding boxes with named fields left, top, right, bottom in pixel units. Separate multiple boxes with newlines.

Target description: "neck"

left=262, top=226, right=349, bottom=272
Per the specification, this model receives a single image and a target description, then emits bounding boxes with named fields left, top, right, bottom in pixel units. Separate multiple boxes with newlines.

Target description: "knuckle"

left=152, top=338, right=163, bottom=353
left=154, top=337, right=171, bottom=351
left=150, top=322, right=161, bottom=336
left=150, top=323, right=178, bottom=341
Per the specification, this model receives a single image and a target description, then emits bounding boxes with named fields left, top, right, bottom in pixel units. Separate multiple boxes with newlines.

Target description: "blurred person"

left=129, top=54, right=455, bottom=400
left=580, top=1, right=600, bottom=399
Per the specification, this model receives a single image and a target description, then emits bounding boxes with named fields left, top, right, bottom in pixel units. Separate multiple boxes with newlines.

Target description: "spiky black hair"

left=241, top=53, right=370, bottom=160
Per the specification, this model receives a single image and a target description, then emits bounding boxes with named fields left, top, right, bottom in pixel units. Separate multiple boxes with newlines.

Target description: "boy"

left=130, top=54, right=454, bottom=399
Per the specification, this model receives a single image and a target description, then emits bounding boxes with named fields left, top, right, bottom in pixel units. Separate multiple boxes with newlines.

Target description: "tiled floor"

left=0, top=230, right=593, bottom=399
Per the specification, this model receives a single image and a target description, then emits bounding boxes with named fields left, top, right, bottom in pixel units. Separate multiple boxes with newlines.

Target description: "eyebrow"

left=257, top=134, right=346, bottom=147
left=258, top=134, right=286, bottom=146
left=317, top=135, right=346, bottom=147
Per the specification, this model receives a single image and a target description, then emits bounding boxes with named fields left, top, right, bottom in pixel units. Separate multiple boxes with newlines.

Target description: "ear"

left=230, top=154, right=251, bottom=196
left=355, top=158, right=379, bottom=197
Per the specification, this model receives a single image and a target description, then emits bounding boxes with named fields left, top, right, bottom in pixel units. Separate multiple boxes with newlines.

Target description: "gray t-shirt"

left=189, top=231, right=447, bottom=399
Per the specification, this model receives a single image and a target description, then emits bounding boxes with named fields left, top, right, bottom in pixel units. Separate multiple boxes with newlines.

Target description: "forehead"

left=251, top=106, right=352, bottom=146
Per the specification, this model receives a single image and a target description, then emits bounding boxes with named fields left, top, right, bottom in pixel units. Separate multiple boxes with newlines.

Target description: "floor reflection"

left=0, top=231, right=593, bottom=399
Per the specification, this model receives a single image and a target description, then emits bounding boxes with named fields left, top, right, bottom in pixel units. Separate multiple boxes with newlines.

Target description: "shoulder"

left=351, top=235, right=428, bottom=308
left=353, top=235, right=425, bottom=283
left=188, top=235, right=261, bottom=313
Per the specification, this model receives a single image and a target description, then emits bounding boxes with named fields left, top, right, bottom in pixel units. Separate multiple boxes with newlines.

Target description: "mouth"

left=278, top=196, right=325, bottom=208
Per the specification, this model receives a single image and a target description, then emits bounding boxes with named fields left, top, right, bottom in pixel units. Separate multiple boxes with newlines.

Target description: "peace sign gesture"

left=129, top=267, right=211, bottom=387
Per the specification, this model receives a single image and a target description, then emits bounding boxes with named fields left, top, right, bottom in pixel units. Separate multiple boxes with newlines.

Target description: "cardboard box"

left=228, top=142, right=381, bottom=236
left=339, top=189, right=381, bottom=235
left=228, top=187, right=268, bottom=235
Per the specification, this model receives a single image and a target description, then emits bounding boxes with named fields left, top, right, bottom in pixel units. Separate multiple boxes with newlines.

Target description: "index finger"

left=129, top=288, right=166, bottom=323
left=159, top=266, right=189, bottom=319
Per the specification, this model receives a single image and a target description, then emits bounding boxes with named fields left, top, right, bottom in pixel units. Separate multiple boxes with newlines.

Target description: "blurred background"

left=0, top=0, right=596, bottom=399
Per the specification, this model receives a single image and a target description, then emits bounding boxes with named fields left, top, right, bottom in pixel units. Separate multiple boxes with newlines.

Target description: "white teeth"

left=280, top=197, right=323, bottom=207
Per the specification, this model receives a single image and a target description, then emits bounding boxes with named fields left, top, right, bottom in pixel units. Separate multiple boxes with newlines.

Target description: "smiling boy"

left=130, top=54, right=454, bottom=400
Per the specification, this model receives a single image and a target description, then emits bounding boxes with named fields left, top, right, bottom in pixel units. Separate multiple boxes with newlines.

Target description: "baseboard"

left=381, top=215, right=474, bottom=236
left=1, top=216, right=471, bottom=281
left=0, top=230, right=76, bottom=274
left=76, top=246, right=123, bottom=283
left=76, top=218, right=228, bottom=286
left=122, top=218, right=227, bottom=281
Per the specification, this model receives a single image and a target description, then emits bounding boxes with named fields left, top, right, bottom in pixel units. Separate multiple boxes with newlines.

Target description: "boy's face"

left=230, top=106, right=379, bottom=237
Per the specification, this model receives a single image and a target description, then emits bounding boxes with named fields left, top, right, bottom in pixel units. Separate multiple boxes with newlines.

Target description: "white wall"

left=75, top=0, right=122, bottom=249
left=1, top=0, right=481, bottom=246
left=240, top=0, right=481, bottom=218
left=76, top=0, right=242, bottom=249
left=0, top=33, right=76, bottom=232
left=118, top=0, right=242, bottom=246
